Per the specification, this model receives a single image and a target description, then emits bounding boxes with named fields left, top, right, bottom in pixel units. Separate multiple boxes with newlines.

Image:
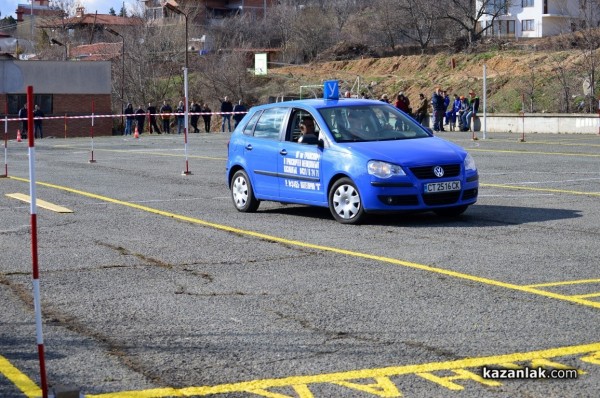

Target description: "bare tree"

left=444, top=0, right=513, bottom=49
left=397, top=0, right=444, bottom=53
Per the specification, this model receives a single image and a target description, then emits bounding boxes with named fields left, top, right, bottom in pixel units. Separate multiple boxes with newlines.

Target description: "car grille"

left=462, top=188, right=478, bottom=201
left=410, top=164, right=461, bottom=179
left=378, top=195, right=419, bottom=206
left=423, top=192, right=461, bottom=205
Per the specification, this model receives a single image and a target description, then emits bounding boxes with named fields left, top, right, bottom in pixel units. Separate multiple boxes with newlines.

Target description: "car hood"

left=341, top=137, right=466, bottom=166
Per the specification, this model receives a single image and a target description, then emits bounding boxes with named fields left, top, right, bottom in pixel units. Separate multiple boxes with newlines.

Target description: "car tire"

left=231, top=170, right=260, bottom=212
left=328, top=177, right=365, bottom=224
left=433, top=205, right=468, bottom=217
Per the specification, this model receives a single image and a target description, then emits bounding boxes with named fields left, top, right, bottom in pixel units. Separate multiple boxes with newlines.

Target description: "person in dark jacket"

left=135, top=105, right=146, bottom=134
left=147, top=102, right=161, bottom=134
left=190, top=100, right=201, bottom=133
left=232, top=100, right=247, bottom=129
left=18, top=104, right=28, bottom=138
left=220, top=96, right=233, bottom=132
left=430, top=87, right=446, bottom=132
left=160, top=100, right=172, bottom=134
left=124, top=103, right=134, bottom=135
left=201, top=103, right=212, bottom=133
left=33, top=105, right=44, bottom=139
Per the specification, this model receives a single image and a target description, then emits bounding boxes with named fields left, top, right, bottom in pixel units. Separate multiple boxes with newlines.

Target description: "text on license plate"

left=424, top=181, right=461, bottom=193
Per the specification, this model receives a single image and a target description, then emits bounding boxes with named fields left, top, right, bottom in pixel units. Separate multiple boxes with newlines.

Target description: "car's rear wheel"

left=231, top=170, right=260, bottom=212
left=433, top=205, right=468, bottom=217
left=328, top=178, right=365, bottom=224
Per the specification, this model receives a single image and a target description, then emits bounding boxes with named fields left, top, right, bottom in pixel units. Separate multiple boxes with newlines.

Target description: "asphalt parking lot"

left=1, top=130, right=600, bottom=397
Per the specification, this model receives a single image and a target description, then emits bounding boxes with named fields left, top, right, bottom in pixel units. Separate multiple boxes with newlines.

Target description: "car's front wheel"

left=328, top=178, right=365, bottom=224
left=231, top=170, right=260, bottom=212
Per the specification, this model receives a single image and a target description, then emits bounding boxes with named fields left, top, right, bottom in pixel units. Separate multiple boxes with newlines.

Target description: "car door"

left=243, top=107, right=288, bottom=199
left=278, top=109, right=325, bottom=204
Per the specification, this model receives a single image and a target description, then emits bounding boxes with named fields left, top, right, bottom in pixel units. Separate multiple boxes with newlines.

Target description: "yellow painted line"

left=481, top=183, right=600, bottom=197
left=572, top=292, right=600, bottom=299
left=525, top=278, right=600, bottom=288
left=8, top=176, right=600, bottom=311
left=470, top=148, right=600, bottom=157
left=85, top=341, right=600, bottom=397
left=0, top=355, right=42, bottom=398
left=57, top=145, right=225, bottom=161
left=6, top=193, right=73, bottom=213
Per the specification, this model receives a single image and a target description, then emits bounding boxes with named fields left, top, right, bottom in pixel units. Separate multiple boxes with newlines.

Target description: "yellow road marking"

left=6, top=193, right=73, bottom=213
left=0, top=355, right=42, bottom=398
left=525, top=278, right=600, bottom=288
left=480, top=183, right=600, bottom=197
left=85, top=341, right=600, bottom=397
left=572, top=292, right=600, bottom=299
left=7, top=176, right=600, bottom=311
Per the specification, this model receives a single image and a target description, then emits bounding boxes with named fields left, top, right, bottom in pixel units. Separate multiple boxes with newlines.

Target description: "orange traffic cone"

left=134, top=126, right=139, bottom=139
left=16, top=129, right=22, bottom=142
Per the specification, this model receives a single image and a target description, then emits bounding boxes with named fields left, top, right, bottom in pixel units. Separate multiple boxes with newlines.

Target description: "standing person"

left=415, top=93, right=428, bottom=126
left=450, top=94, right=461, bottom=131
left=160, top=100, right=172, bottom=134
left=124, top=103, right=134, bottom=135
left=18, top=103, right=28, bottom=138
left=135, top=105, right=146, bottom=135
left=220, top=96, right=233, bottom=132
left=443, top=90, right=451, bottom=126
left=463, top=91, right=480, bottom=131
left=175, top=100, right=185, bottom=134
left=380, top=94, right=390, bottom=103
left=232, top=100, right=247, bottom=129
left=147, top=102, right=161, bottom=134
left=457, top=96, right=470, bottom=131
left=190, top=100, right=201, bottom=133
left=431, top=87, right=445, bottom=132
left=33, top=105, right=44, bottom=139
left=201, top=103, right=212, bottom=133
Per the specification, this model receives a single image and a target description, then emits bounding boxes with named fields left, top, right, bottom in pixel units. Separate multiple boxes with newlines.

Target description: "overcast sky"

left=1, top=1, right=136, bottom=20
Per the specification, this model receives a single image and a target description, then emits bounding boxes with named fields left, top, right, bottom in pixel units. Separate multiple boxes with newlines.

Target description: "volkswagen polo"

left=226, top=98, right=478, bottom=224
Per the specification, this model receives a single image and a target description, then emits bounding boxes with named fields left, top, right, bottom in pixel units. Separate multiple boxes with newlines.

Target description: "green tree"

left=109, top=7, right=117, bottom=16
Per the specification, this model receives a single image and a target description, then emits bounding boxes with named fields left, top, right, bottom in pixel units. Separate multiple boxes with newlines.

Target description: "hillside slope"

left=265, top=49, right=599, bottom=113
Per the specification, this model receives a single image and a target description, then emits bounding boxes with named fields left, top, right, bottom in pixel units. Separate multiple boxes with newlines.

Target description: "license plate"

left=424, top=181, right=461, bottom=193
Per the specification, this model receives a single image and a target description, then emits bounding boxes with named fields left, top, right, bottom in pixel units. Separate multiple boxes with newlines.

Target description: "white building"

left=478, top=0, right=599, bottom=38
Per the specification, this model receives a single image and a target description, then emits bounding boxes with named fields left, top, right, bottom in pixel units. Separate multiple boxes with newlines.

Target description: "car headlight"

left=464, top=153, right=477, bottom=171
left=367, top=160, right=406, bottom=178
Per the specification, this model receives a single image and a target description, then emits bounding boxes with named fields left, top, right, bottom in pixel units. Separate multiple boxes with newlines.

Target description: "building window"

left=522, top=0, right=534, bottom=7
left=7, top=94, right=53, bottom=115
left=522, top=19, right=535, bottom=31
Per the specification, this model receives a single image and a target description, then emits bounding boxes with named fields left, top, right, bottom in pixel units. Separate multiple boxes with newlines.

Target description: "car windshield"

left=318, top=104, right=430, bottom=143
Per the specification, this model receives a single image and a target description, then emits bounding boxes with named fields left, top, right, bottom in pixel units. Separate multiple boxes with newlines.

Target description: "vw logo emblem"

left=433, top=166, right=445, bottom=178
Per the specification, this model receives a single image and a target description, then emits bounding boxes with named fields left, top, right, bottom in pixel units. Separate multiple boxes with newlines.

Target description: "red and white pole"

left=27, top=86, right=49, bottom=398
left=2, top=102, right=7, bottom=178
left=182, top=67, right=192, bottom=175
left=89, top=99, right=97, bottom=163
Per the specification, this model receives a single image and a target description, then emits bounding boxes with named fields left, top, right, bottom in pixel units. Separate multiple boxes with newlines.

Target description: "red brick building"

left=0, top=59, right=113, bottom=138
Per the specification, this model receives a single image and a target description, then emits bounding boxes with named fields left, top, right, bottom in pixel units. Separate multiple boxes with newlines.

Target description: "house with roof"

left=141, top=0, right=276, bottom=23
left=478, top=0, right=600, bottom=38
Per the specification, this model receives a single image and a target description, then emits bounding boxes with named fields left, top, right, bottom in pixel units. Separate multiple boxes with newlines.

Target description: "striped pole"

left=2, top=102, right=7, bottom=178
left=27, top=86, right=49, bottom=398
left=182, top=67, right=192, bottom=175
left=90, top=99, right=97, bottom=163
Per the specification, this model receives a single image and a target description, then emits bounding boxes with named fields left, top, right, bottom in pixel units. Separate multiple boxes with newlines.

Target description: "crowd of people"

left=118, top=98, right=247, bottom=136
left=379, top=89, right=480, bottom=132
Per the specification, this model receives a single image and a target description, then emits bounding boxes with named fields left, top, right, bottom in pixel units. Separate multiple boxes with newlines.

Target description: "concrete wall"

left=472, top=114, right=600, bottom=134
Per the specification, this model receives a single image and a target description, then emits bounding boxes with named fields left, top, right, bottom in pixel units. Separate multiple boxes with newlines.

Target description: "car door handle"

left=280, top=149, right=288, bottom=155
left=245, top=144, right=253, bottom=151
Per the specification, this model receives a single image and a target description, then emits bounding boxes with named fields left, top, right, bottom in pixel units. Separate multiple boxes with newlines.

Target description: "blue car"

left=226, top=98, right=478, bottom=224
